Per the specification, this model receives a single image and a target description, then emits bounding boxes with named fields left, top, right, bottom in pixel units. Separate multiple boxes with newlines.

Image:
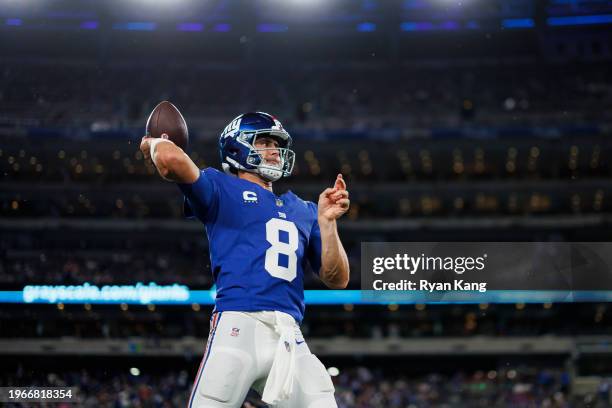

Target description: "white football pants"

left=187, top=311, right=337, bottom=408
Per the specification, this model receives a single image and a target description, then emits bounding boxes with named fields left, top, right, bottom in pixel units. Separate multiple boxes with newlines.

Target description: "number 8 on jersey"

left=265, top=218, right=299, bottom=282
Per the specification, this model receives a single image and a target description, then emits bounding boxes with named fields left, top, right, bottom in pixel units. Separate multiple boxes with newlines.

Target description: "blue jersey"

left=178, top=168, right=322, bottom=322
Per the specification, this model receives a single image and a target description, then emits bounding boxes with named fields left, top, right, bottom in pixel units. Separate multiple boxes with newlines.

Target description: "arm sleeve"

left=177, top=168, right=218, bottom=223
left=306, top=202, right=322, bottom=275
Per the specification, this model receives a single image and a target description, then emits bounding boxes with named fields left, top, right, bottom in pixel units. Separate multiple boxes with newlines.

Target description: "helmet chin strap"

left=256, top=157, right=284, bottom=181
left=257, top=167, right=283, bottom=182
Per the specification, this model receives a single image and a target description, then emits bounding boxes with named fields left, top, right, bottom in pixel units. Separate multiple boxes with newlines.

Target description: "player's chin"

left=264, top=159, right=281, bottom=167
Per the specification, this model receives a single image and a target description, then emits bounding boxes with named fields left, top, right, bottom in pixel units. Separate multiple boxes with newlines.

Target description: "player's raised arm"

left=317, top=173, right=351, bottom=289
left=140, top=135, right=199, bottom=183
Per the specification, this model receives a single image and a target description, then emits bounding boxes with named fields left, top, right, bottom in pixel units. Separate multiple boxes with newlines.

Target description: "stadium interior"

left=2, top=0, right=612, bottom=406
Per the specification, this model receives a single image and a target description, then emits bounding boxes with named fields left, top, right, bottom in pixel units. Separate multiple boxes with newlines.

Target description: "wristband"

left=150, top=137, right=175, bottom=164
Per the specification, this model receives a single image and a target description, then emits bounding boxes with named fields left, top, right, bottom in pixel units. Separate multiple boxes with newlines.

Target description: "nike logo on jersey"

left=296, top=340, right=305, bottom=345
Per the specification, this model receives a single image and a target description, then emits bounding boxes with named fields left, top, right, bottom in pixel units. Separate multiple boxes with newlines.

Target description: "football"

left=145, top=101, right=189, bottom=150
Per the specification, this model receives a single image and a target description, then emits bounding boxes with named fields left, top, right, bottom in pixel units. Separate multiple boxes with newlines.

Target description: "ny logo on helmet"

left=221, top=117, right=242, bottom=139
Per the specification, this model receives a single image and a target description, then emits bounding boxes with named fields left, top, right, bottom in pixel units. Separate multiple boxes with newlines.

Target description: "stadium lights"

left=263, top=0, right=329, bottom=14
left=0, top=0, right=28, bottom=6
left=502, top=18, right=535, bottom=29
left=257, top=23, right=288, bottom=33
left=357, top=22, right=376, bottom=32
left=547, top=14, right=612, bottom=26
left=213, top=23, right=231, bottom=32
left=176, top=22, right=203, bottom=32
left=283, top=0, right=326, bottom=5
left=5, top=18, right=21, bottom=26
left=120, top=0, right=193, bottom=7
left=80, top=21, right=99, bottom=30
left=112, top=22, right=157, bottom=31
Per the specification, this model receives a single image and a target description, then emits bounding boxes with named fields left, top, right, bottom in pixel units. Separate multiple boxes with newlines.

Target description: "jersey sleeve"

left=177, top=168, right=219, bottom=223
left=306, top=202, right=322, bottom=275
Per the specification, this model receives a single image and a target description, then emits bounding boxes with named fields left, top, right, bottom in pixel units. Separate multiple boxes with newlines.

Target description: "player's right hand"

left=318, top=174, right=350, bottom=222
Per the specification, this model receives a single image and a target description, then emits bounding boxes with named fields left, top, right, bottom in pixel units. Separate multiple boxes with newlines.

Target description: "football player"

left=140, top=112, right=350, bottom=407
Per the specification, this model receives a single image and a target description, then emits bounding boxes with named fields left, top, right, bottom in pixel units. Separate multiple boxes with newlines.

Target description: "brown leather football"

left=145, top=101, right=189, bottom=150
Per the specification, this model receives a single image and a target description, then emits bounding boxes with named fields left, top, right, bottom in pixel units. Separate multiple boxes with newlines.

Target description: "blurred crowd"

left=0, top=236, right=355, bottom=287
left=1, top=302, right=610, bottom=339
left=1, top=61, right=611, bottom=132
left=0, top=251, right=211, bottom=286
left=3, top=136, right=612, bottom=220
left=2, top=368, right=191, bottom=408
left=3, top=137, right=610, bottom=184
left=334, top=366, right=575, bottom=408
left=3, top=182, right=611, bottom=219
left=2, top=364, right=597, bottom=408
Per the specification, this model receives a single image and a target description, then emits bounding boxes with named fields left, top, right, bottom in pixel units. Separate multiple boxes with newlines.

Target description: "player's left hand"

left=318, top=174, right=350, bottom=222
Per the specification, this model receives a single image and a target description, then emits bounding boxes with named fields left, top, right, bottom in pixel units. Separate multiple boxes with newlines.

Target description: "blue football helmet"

left=219, top=112, right=295, bottom=182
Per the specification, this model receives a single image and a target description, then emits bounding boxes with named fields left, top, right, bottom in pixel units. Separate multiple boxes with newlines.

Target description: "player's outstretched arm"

left=317, top=174, right=351, bottom=289
left=140, top=135, right=199, bottom=183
